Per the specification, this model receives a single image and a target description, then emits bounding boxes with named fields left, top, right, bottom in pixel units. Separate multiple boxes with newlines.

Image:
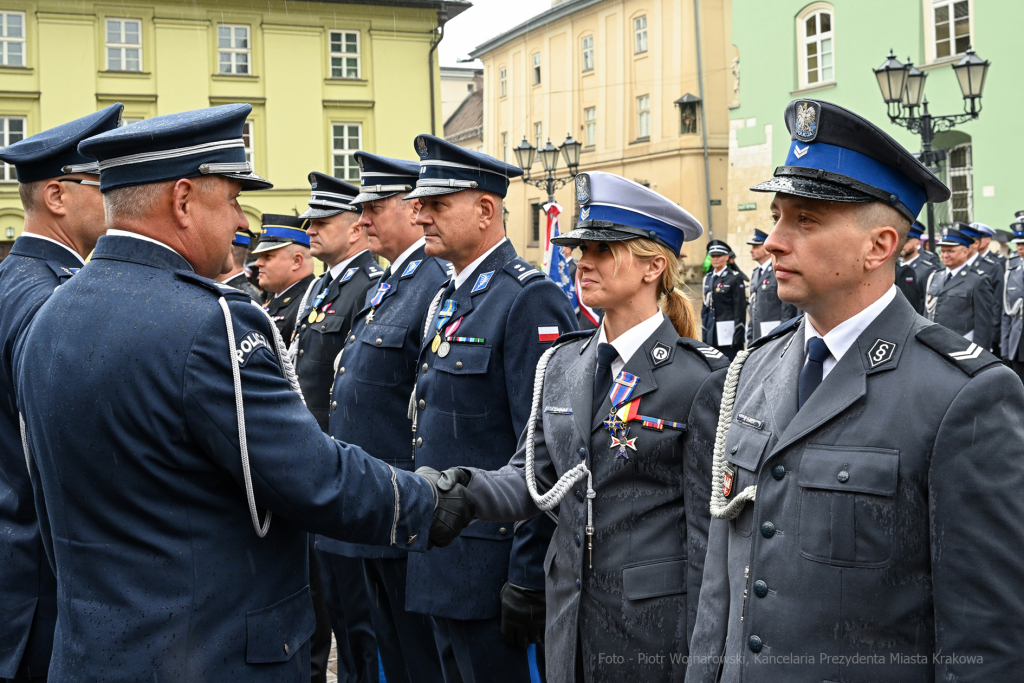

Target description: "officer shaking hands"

left=924, top=227, right=995, bottom=350
left=0, top=102, right=122, bottom=683
left=687, top=99, right=1024, bottom=683
left=702, top=240, right=747, bottom=359
left=746, top=228, right=798, bottom=342
left=406, top=134, right=578, bottom=683
left=253, top=213, right=316, bottom=342
left=13, top=104, right=471, bottom=683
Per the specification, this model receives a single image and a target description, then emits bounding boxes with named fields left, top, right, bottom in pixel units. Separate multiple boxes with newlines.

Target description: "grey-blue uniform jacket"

left=320, top=246, right=451, bottom=559
left=0, top=237, right=70, bottom=679
left=686, top=291, right=1024, bottom=683
left=747, top=262, right=797, bottom=344
left=407, top=239, right=578, bottom=619
left=924, top=264, right=995, bottom=350
left=702, top=269, right=747, bottom=349
left=267, top=274, right=315, bottom=343
left=1001, top=256, right=1024, bottom=360
left=14, top=235, right=435, bottom=683
left=465, top=318, right=728, bottom=683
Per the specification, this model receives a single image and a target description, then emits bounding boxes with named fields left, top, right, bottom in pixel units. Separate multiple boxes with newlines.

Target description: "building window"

left=332, top=123, right=361, bottom=181
left=119, top=117, right=143, bottom=127
left=499, top=67, right=507, bottom=97
left=534, top=122, right=543, bottom=149
left=947, top=142, right=972, bottom=223
left=799, top=7, right=833, bottom=87
left=634, top=16, right=647, bottom=54
left=582, top=35, right=594, bottom=72
left=584, top=107, right=596, bottom=147
left=501, top=131, right=508, bottom=162
left=0, top=11, right=25, bottom=67
left=106, top=18, right=142, bottom=72
left=532, top=53, right=541, bottom=86
left=530, top=202, right=542, bottom=245
left=330, top=31, right=360, bottom=79
left=636, top=95, right=650, bottom=139
left=934, top=0, right=970, bottom=59
left=0, top=117, right=25, bottom=181
left=242, top=120, right=254, bottom=165
left=218, top=24, right=250, bottom=75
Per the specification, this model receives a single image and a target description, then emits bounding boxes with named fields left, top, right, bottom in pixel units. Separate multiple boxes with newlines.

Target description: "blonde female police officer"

left=428, top=172, right=730, bottom=683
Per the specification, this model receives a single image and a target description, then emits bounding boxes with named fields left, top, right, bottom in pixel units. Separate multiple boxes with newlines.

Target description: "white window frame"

left=634, top=16, right=648, bottom=54
left=0, top=116, right=26, bottom=181
left=584, top=107, right=596, bottom=147
left=242, top=120, right=254, bottom=166
left=796, top=4, right=834, bottom=89
left=332, top=122, right=362, bottom=181
left=106, top=18, right=142, bottom=72
left=534, top=122, right=543, bottom=149
left=119, top=117, right=144, bottom=127
left=501, top=131, right=508, bottom=162
left=636, top=95, right=650, bottom=139
left=928, top=0, right=972, bottom=62
left=499, top=67, right=507, bottom=98
left=582, top=35, right=594, bottom=72
left=532, top=53, right=541, bottom=86
left=218, top=24, right=250, bottom=75
left=329, top=30, right=361, bottom=79
left=0, top=11, right=26, bottom=67
left=946, top=142, right=973, bottom=224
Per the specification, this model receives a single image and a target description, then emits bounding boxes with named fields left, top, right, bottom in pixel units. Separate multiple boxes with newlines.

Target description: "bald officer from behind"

left=405, top=135, right=578, bottom=683
left=687, top=99, right=1024, bottom=683
left=253, top=214, right=316, bottom=342
left=13, top=104, right=469, bottom=683
left=217, top=229, right=263, bottom=302
left=0, top=103, right=122, bottom=683
left=320, top=151, right=452, bottom=683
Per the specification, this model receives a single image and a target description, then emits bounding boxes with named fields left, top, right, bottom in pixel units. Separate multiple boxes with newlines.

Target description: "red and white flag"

left=537, top=326, right=560, bottom=342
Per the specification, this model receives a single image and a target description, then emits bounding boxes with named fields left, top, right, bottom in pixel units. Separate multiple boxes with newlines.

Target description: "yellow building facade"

left=472, top=0, right=732, bottom=277
left=0, top=0, right=466, bottom=257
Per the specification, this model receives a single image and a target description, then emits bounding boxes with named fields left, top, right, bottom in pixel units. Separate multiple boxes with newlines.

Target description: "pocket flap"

left=724, top=423, right=772, bottom=471
left=359, top=323, right=408, bottom=349
left=433, top=344, right=491, bottom=375
left=313, top=312, right=348, bottom=334
left=246, top=585, right=316, bottom=664
left=946, top=290, right=968, bottom=298
left=798, top=445, right=899, bottom=496
left=459, top=519, right=514, bottom=541
left=622, top=556, right=686, bottom=600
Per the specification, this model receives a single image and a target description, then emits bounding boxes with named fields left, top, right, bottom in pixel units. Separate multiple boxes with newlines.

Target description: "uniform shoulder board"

left=46, top=262, right=79, bottom=280
left=503, top=258, right=542, bottom=285
left=676, top=337, right=731, bottom=371
left=748, top=314, right=803, bottom=350
left=175, top=270, right=251, bottom=302
left=554, top=329, right=595, bottom=348
left=366, top=263, right=384, bottom=278
left=916, top=324, right=1001, bottom=377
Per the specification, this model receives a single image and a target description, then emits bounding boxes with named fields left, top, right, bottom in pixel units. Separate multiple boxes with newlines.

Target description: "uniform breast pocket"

left=306, top=313, right=348, bottom=364
left=797, top=445, right=899, bottom=568
left=431, top=345, right=492, bottom=417
left=354, top=323, right=410, bottom=387
left=724, top=421, right=772, bottom=538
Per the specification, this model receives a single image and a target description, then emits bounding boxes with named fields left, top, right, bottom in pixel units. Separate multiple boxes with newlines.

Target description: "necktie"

left=797, top=337, right=830, bottom=409
left=593, top=343, right=619, bottom=416
left=380, top=266, right=393, bottom=282
left=944, top=270, right=953, bottom=284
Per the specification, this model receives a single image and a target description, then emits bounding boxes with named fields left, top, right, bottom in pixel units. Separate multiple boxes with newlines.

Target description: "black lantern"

left=901, top=58, right=927, bottom=110
left=559, top=134, right=581, bottom=172
left=513, top=137, right=536, bottom=171
left=873, top=50, right=908, bottom=104
left=952, top=47, right=990, bottom=112
left=537, top=139, right=560, bottom=173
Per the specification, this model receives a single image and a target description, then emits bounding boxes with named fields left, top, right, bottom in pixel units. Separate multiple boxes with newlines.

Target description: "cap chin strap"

left=709, top=349, right=757, bottom=520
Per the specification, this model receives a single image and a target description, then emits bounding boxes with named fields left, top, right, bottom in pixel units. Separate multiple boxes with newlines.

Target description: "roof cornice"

left=470, top=0, right=605, bottom=58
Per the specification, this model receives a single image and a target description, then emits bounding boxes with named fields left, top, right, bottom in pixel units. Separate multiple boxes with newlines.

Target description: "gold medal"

left=431, top=334, right=441, bottom=353
left=308, top=310, right=317, bottom=324
left=438, top=341, right=451, bottom=358
left=316, top=312, right=326, bottom=323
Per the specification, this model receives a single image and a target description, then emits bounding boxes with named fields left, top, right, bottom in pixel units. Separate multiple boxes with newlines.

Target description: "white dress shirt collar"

left=20, top=232, right=86, bottom=265
left=390, top=237, right=426, bottom=277
left=106, top=229, right=192, bottom=271
left=273, top=277, right=307, bottom=299
left=902, top=253, right=919, bottom=267
left=597, top=310, right=665, bottom=377
left=804, top=285, right=897, bottom=379
left=946, top=261, right=968, bottom=280
left=713, top=266, right=728, bottom=277
left=454, top=237, right=507, bottom=290
left=328, top=248, right=369, bottom=281
left=965, top=252, right=979, bottom=267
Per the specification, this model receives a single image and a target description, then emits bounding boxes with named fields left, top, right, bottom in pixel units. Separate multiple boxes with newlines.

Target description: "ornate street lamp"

left=952, top=47, right=990, bottom=114
left=514, top=134, right=582, bottom=203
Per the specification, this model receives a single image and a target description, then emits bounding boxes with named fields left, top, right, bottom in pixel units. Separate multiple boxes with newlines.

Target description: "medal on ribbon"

left=604, top=393, right=641, bottom=459
left=366, top=283, right=391, bottom=323
left=609, top=371, right=639, bottom=408
left=307, top=284, right=331, bottom=324
left=433, top=299, right=458, bottom=354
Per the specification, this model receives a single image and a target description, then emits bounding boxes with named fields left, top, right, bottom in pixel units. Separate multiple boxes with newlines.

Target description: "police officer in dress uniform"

left=319, top=151, right=452, bottom=683
left=1000, top=221, right=1024, bottom=383
left=218, top=229, right=263, bottom=302
left=0, top=103, right=122, bottom=683
left=403, top=134, right=578, bottom=683
left=686, top=99, right=1024, bottom=683
left=967, top=222, right=1005, bottom=355
left=13, top=104, right=471, bottom=683
left=702, top=240, right=746, bottom=359
left=747, top=229, right=798, bottom=343
left=291, top=172, right=382, bottom=683
left=253, top=214, right=316, bottom=342
left=896, top=222, right=937, bottom=314
left=908, top=220, right=942, bottom=268
left=924, top=227, right=996, bottom=350
left=434, top=172, right=729, bottom=683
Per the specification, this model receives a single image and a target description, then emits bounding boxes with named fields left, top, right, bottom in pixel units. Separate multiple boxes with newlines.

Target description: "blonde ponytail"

left=617, top=238, right=699, bottom=340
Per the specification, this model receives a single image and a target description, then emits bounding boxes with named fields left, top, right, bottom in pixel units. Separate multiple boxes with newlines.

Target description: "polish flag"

left=537, top=326, right=560, bottom=342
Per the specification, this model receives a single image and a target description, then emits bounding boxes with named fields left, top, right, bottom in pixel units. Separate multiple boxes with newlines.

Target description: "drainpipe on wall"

left=428, top=6, right=450, bottom=136
left=693, top=0, right=714, bottom=239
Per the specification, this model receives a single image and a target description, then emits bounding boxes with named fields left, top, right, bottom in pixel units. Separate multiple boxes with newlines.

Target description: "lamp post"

left=513, top=133, right=582, bottom=204
left=872, top=47, right=990, bottom=251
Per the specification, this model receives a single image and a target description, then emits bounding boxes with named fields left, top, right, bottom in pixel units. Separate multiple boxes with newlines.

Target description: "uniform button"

left=422, top=363, right=429, bottom=373
left=575, top=490, right=585, bottom=503
left=499, top=527, right=508, bottom=536
left=375, top=338, right=383, bottom=345
left=574, top=534, right=581, bottom=547
left=578, top=448, right=587, bottom=459
left=321, top=325, right=326, bottom=331
left=753, top=580, right=768, bottom=598
left=339, top=367, right=345, bottom=375
left=302, top=324, right=307, bottom=330
left=418, top=399, right=426, bottom=409
left=772, top=464, right=786, bottom=480
left=748, top=635, right=763, bottom=653
left=284, top=642, right=290, bottom=655
left=575, top=579, right=582, bottom=590
left=730, top=446, right=738, bottom=454
left=760, top=521, right=776, bottom=538
left=416, top=437, right=423, bottom=447
left=837, top=470, right=850, bottom=483
left=298, top=349, right=304, bottom=356
left=349, top=335, right=356, bottom=343
left=455, top=361, right=463, bottom=370
left=331, top=401, right=337, bottom=410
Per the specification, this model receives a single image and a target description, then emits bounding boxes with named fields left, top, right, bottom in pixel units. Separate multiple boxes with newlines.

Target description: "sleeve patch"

left=235, top=329, right=275, bottom=367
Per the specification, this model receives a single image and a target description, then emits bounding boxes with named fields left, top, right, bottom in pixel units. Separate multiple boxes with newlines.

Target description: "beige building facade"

left=472, top=0, right=732, bottom=277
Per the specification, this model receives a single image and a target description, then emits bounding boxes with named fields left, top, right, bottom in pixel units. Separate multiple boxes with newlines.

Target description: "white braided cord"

left=287, top=278, right=319, bottom=363
left=709, top=349, right=757, bottom=520
left=409, top=285, right=446, bottom=422
left=1005, top=258, right=1023, bottom=318
left=924, top=270, right=938, bottom=319
left=19, top=412, right=30, bottom=473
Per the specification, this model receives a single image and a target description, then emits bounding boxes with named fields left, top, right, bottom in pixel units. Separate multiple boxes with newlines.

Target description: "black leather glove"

left=500, top=581, right=546, bottom=649
left=415, top=466, right=475, bottom=549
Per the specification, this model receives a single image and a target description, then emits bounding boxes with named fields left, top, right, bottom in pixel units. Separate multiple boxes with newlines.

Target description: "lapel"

left=449, top=239, right=517, bottom=322
left=941, top=268, right=966, bottom=293
left=568, top=335, right=597, bottom=443
left=385, top=245, right=428, bottom=303
left=759, top=317, right=804, bottom=436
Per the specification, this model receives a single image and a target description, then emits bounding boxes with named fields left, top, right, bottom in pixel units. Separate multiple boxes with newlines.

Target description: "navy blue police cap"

left=78, top=104, right=270, bottom=192
left=0, top=103, right=123, bottom=183
left=954, top=221, right=984, bottom=241
left=937, top=228, right=975, bottom=248
left=252, top=214, right=310, bottom=254
left=752, top=99, right=950, bottom=222
left=908, top=221, right=926, bottom=239
left=232, top=230, right=253, bottom=248
left=352, top=151, right=419, bottom=204
left=551, top=171, right=702, bottom=254
left=746, top=229, right=769, bottom=245
left=1010, top=220, right=1024, bottom=245
left=969, top=221, right=995, bottom=237
left=706, top=239, right=732, bottom=256
left=300, top=172, right=359, bottom=219
left=406, top=134, right=523, bottom=200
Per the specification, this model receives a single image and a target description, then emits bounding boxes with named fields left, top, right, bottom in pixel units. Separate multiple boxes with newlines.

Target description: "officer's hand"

left=415, top=467, right=475, bottom=549
left=500, top=581, right=546, bottom=649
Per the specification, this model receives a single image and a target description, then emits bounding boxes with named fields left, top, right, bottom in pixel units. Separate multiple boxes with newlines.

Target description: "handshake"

left=415, top=466, right=476, bottom=548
